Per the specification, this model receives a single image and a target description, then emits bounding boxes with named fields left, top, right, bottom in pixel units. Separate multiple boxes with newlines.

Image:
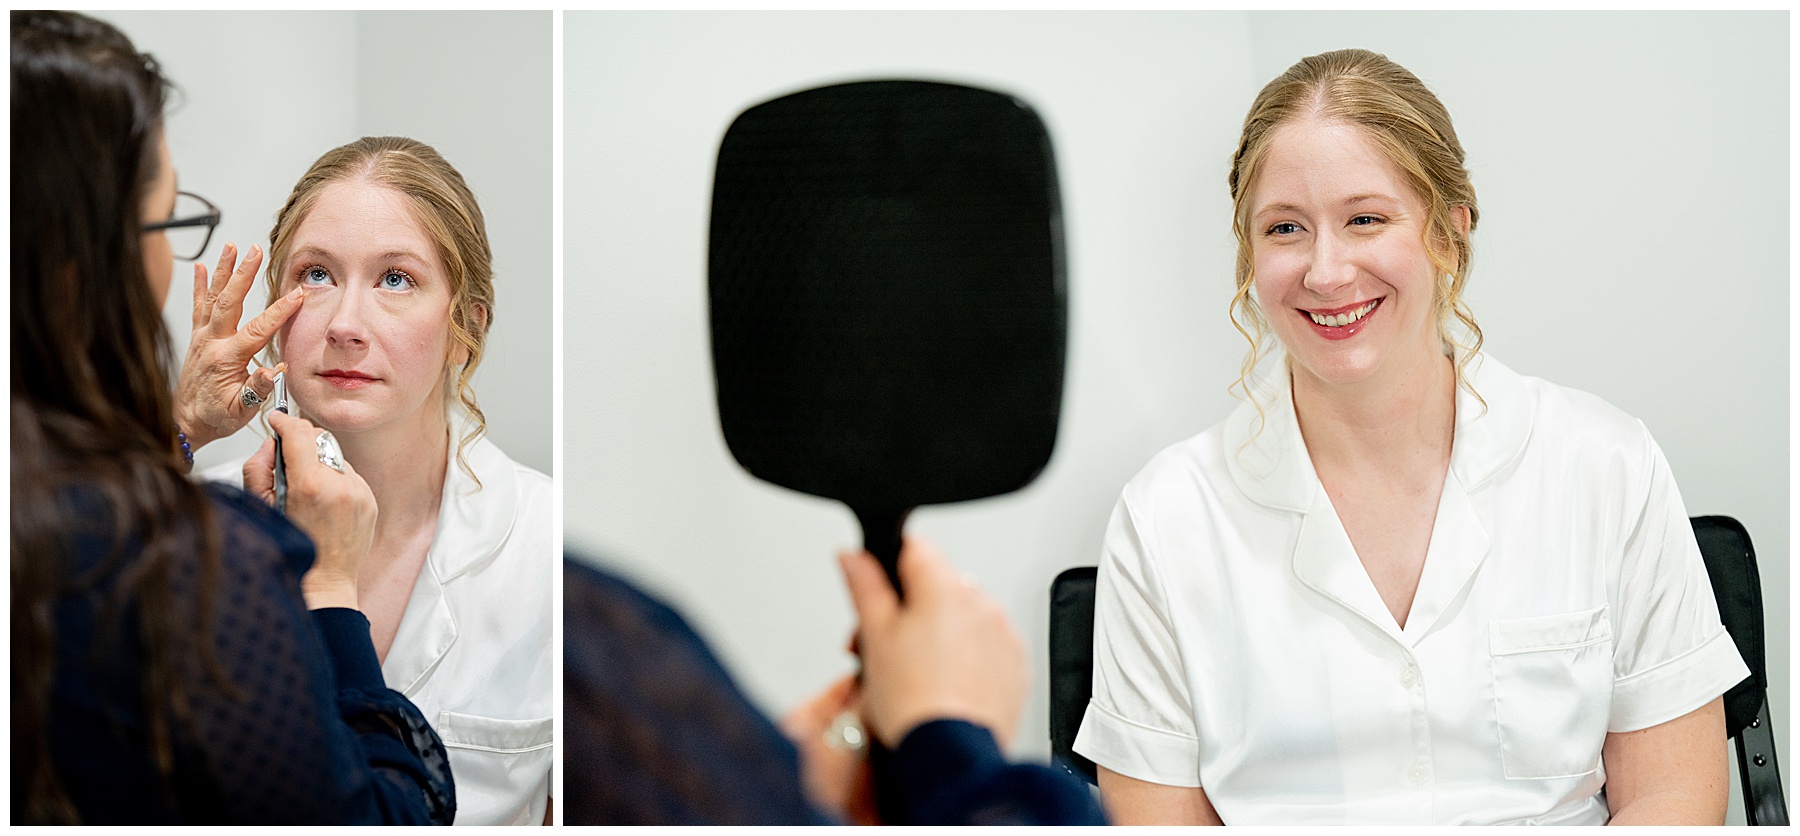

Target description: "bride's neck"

left=331, top=407, right=452, bottom=535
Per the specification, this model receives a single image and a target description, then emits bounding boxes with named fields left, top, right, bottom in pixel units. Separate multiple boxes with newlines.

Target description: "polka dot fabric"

left=40, top=483, right=454, bottom=824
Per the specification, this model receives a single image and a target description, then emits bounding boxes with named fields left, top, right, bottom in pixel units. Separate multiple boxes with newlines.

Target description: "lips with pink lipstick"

left=318, top=368, right=380, bottom=389
left=1301, top=298, right=1382, bottom=341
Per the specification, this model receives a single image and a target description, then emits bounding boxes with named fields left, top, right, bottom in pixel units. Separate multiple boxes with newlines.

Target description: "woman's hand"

left=779, top=674, right=879, bottom=823
left=244, top=410, right=376, bottom=611
left=173, top=242, right=305, bottom=451
left=838, top=537, right=1028, bottom=749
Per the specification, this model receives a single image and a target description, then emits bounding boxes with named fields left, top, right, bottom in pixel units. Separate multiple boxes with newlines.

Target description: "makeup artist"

left=12, top=10, right=452, bottom=824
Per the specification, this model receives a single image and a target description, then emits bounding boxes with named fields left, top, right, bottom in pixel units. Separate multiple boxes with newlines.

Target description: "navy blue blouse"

left=26, top=482, right=453, bottom=824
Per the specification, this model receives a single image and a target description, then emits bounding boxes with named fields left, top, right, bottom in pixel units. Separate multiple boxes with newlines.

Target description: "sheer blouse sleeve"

left=184, top=485, right=454, bottom=824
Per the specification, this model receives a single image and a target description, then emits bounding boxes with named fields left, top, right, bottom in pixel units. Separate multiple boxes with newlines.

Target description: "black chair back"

left=1691, top=516, right=1787, bottom=826
left=1048, top=566, right=1098, bottom=784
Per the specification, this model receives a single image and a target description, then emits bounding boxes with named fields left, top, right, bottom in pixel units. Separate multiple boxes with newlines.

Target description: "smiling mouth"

left=1305, top=299, right=1380, bottom=328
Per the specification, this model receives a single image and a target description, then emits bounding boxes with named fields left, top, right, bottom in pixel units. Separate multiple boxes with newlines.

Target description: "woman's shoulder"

left=199, top=482, right=315, bottom=578
left=464, top=434, right=553, bottom=522
left=447, top=434, right=553, bottom=584
left=1116, top=419, right=1238, bottom=520
left=1508, top=366, right=1656, bottom=461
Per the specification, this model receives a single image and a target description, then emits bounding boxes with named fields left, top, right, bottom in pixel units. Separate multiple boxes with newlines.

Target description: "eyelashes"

left=294, top=264, right=418, bottom=290
left=1262, top=216, right=1386, bottom=237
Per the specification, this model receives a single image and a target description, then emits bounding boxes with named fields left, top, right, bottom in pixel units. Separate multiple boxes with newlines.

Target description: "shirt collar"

left=426, top=415, right=521, bottom=582
left=1223, top=348, right=1534, bottom=511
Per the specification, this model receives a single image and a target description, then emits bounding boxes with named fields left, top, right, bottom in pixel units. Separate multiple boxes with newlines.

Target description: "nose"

left=323, top=285, right=370, bottom=349
left=1301, top=233, right=1356, bottom=298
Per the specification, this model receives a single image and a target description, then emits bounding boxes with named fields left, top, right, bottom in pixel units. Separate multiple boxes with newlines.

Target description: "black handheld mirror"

left=709, top=79, right=1066, bottom=595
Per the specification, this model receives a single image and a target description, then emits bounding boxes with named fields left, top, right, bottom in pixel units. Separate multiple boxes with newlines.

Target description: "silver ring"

left=823, top=709, right=867, bottom=752
left=240, top=384, right=264, bottom=408
left=315, top=430, right=346, bottom=473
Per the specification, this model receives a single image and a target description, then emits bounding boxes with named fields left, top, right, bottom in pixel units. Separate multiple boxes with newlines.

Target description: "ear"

left=450, top=303, right=488, bottom=367
left=1451, top=204, right=1472, bottom=239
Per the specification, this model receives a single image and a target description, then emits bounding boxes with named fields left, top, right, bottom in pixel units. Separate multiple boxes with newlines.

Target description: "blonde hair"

left=264, top=136, right=495, bottom=483
left=1226, top=49, right=1483, bottom=407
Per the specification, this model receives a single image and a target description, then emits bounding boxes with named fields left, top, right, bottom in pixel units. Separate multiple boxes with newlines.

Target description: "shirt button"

left=1400, top=665, right=1418, bottom=688
left=1408, top=763, right=1428, bottom=784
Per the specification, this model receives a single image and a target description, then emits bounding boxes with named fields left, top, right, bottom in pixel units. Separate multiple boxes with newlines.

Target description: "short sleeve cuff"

left=1610, top=628, right=1751, bottom=733
left=311, top=607, right=386, bottom=692
left=1072, top=699, right=1202, bottom=787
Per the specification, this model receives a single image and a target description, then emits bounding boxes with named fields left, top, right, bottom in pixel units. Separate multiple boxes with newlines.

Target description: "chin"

left=296, top=396, right=392, bottom=436
left=1285, top=344, right=1387, bottom=388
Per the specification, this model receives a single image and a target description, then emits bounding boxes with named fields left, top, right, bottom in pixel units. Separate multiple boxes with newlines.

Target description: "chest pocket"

left=436, top=712, right=554, bottom=825
left=1488, top=605, right=1613, bottom=780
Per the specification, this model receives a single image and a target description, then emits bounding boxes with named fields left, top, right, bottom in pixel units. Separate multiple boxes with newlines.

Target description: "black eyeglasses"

left=142, top=190, right=222, bottom=261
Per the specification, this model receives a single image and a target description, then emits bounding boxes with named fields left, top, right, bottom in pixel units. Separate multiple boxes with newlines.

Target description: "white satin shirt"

left=207, top=427, right=555, bottom=825
left=1072, top=352, right=1748, bottom=825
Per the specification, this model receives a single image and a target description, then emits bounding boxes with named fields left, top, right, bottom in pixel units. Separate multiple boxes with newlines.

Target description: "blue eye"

left=381, top=270, right=414, bottom=290
left=1267, top=222, right=1301, bottom=236
left=1349, top=215, right=1382, bottom=226
left=301, top=266, right=332, bottom=285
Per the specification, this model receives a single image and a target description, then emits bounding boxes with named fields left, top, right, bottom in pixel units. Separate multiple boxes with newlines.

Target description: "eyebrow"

left=1253, top=193, right=1403, bottom=218
left=291, top=245, right=432, bottom=264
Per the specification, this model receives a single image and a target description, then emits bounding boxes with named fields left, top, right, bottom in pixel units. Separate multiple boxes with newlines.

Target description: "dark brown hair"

left=11, top=10, right=225, bottom=823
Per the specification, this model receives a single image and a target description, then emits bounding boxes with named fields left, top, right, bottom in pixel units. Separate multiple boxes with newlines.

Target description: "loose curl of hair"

left=1226, top=48, right=1484, bottom=413
left=12, top=10, right=234, bottom=823
left=262, top=137, right=496, bottom=485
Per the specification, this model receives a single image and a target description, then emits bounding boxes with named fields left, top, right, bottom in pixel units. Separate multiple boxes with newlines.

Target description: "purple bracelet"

left=177, top=431, right=193, bottom=467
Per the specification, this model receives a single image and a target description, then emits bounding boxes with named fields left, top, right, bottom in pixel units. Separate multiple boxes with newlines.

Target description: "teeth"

left=1309, top=301, right=1377, bottom=327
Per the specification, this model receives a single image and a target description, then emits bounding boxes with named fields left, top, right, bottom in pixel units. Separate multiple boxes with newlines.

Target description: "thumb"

left=243, top=437, right=277, bottom=502
left=839, top=549, right=899, bottom=628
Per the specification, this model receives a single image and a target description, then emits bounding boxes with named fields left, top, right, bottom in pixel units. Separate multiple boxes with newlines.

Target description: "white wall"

left=565, top=11, right=1788, bottom=814
left=95, top=11, right=554, bottom=476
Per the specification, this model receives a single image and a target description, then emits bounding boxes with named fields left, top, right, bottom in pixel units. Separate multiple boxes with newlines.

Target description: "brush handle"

left=273, top=435, right=287, bottom=514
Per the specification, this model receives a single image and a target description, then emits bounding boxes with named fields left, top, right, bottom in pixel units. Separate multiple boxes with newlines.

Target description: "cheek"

left=384, top=311, right=454, bottom=379
left=1250, top=254, right=1297, bottom=315
left=1374, top=242, right=1438, bottom=299
left=281, top=303, right=332, bottom=356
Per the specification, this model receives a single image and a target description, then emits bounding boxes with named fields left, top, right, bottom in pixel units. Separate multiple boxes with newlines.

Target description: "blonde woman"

left=1073, top=50, right=1747, bottom=825
left=193, top=137, right=553, bottom=825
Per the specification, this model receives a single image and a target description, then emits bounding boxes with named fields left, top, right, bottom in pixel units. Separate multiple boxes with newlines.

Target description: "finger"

left=201, top=242, right=240, bottom=330
left=245, top=366, right=280, bottom=401
left=839, top=549, right=899, bottom=627
left=211, top=244, right=264, bottom=335
left=190, top=263, right=208, bottom=329
left=896, top=535, right=954, bottom=603
left=231, top=285, right=304, bottom=359
left=266, top=409, right=315, bottom=452
left=787, top=673, right=860, bottom=732
left=243, top=437, right=277, bottom=501
left=818, top=673, right=860, bottom=714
